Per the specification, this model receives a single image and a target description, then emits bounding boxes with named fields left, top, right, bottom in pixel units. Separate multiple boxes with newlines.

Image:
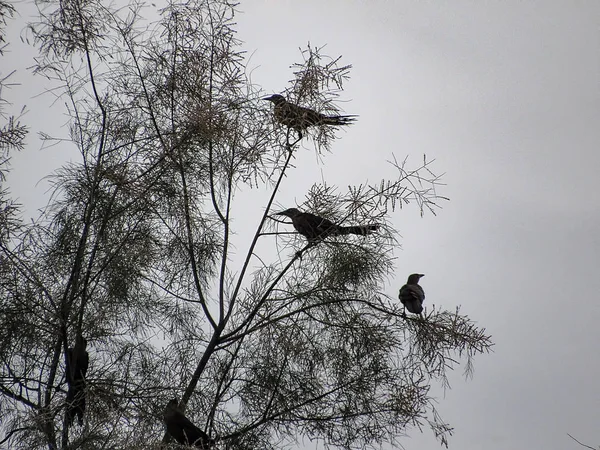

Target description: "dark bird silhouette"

left=275, top=208, right=379, bottom=242
left=65, top=336, right=89, bottom=426
left=399, top=273, right=425, bottom=314
left=164, top=399, right=215, bottom=449
left=263, top=94, right=357, bottom=139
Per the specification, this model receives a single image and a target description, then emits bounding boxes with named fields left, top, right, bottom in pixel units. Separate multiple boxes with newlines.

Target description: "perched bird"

left=263, top=94, right=357, bottom=139
left=275, top=208, right=379, bottom=242
left=164, top=399, right=215, bottom=449
left=399, top=273, right=425, bottom=314
left=65, top=336, right=89, bottom=426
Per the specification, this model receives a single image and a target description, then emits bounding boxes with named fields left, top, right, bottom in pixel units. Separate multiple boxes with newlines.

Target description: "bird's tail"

left=339, top=224, right=379, bottom=236
left=66, top=384, right=86, bottom=427
left=323, top=115, right=358, bottom=126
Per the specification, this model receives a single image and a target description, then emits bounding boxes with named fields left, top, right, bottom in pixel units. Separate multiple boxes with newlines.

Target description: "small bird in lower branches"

left=399, top=273, right=425, bottom=315
left=275, top=207, right=379, bottom=243
left=164, top=399, right=215, bottom=449
left=263, top=94, right=357, bottom=139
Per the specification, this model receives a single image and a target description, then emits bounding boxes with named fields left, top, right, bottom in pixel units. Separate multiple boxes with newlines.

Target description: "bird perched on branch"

left=164, top=399, right=215, bottom=449
left=275, top=207, right=379, bottom=242
left=399, top=273, right=425, bottom=314
left=65, top=335, right=89, bottom=427
left=263, top=94, right=357, bottom=139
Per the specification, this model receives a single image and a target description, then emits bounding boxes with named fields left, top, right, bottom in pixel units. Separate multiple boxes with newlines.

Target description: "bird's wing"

left=274, top=103, right=327, bottom=130
left=399, top=284, right=425, bottom=302
left=274, top=103, right=305, bottom=128
left=297, top=106, right=327, bottom=127
left=79, top=351, right=89, bottom=377
left=404, top=299, right=423, bottom=314
left=399, top=285, right=425, bottom=314
left=303, top=212, right=338, bottom=237
left=177, top=412, right=210, bottom=443
left=66, top=348, right=74, bottom=382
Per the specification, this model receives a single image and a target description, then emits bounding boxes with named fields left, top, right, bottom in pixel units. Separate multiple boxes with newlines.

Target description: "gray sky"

left=4, top=1, right=600, bottom=449
left=233, top=2, right=600, bottom=449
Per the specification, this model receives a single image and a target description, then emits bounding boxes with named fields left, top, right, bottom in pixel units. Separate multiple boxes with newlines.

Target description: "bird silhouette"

left=399, top=273, right=425, bottom=314
left=263, top=94, right=357, bottom=139
left=275, top=208, right=378, bottom=242
left=65, top=336, right=89, bottom=426
left=164, top=399, right=215, bottom=449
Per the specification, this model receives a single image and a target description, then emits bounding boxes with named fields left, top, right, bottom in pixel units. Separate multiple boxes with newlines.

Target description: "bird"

left=275, top=207, right=379, bottom=242
left=163, top=399, right=215, bottom=449
left=65, top=336, right=89, bottom=426
left=399, top=273, right=425, bottom=315
left=263, top=94, right=357, bottom=139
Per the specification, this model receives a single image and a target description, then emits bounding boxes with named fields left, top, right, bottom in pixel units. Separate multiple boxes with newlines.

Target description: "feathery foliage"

left=0, top=1, right=492, bottom=449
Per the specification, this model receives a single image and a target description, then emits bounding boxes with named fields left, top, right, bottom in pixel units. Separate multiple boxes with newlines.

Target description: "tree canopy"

left=0, top=1, right=492, bottom=449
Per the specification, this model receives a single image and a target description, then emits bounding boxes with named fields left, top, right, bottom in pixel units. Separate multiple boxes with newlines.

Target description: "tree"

left=0, top=0, right=28, bottom=243
left=568, top=434, right=599, bottom=450
left=0, top=0, right=493, bottom=449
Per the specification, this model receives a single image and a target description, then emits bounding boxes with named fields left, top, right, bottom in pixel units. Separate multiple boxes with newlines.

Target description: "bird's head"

left=275, top=208, right=301, bottom=219
left=407, top=273, right=425, bottom=284
left=263, top=94, right=286, bottom=105
left=164, top=398, right=179, bottom=416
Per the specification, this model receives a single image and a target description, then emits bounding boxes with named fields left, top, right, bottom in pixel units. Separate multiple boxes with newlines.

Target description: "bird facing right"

left=399, top=273, right=425, bottom=314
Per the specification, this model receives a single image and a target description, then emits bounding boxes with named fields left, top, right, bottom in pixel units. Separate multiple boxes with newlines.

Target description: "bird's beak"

left=420, top=274, right=425, bottom=277
left=262, top=95, right=275, bottom=102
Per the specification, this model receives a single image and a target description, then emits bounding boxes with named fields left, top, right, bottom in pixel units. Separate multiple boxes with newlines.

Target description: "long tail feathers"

left=340, top=224, right=380, bottom=236
left=323, top=115, right=358, bottom=126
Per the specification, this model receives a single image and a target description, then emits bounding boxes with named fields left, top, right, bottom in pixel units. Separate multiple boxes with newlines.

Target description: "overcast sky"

left=4, top=1, right=600, bottom=449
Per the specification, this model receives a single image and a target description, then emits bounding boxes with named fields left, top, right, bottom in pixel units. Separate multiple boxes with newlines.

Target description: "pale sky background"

left=3, top=1, right=600, bottom=449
